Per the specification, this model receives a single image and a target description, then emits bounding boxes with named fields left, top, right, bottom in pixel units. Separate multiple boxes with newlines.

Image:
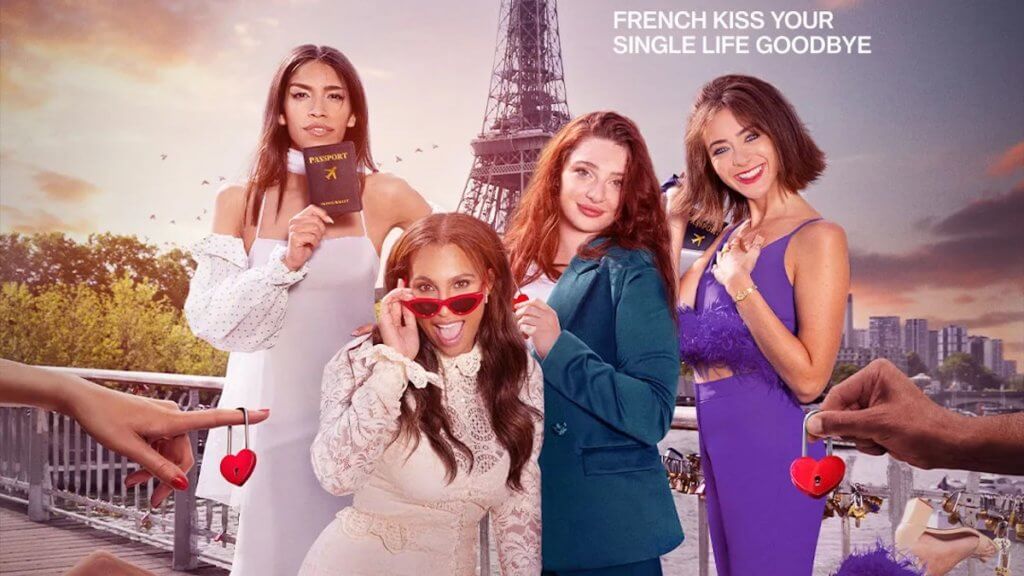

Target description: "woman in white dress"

left=299, top=213, right=544, bottom=576
left=184, top=44, right=431, bottom=575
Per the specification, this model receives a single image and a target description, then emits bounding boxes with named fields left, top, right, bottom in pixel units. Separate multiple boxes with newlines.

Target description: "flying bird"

left=196, top=216, right=202, bottom=221
left=432, top=144, right=439, bottom=149
left=219, top=176, right=226, bottom=181
left=395, top=156, right=403, bottom=163
left=149, top=214, right=156, bottom=220
left=203, top=209, right=208, bottom=214
left=201, top=180, right=210, bottom=185
left=160, top=154, right=167, bottom=160
left=170, top=220, right=176, bottom=224
left=415, top=148, right=423, bottom=153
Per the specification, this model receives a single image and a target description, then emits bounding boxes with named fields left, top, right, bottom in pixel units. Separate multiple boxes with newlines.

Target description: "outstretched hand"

left=66, top=383, right=269, bottom=507
left=807, top=359, right=960, bottom=469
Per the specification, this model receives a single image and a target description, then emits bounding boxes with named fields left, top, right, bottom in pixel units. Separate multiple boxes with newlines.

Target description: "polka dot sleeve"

left=184, top=233, right=309, bottom=352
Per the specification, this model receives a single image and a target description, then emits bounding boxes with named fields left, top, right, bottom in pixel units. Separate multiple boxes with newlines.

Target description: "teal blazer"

left=538, top=242, right=684, bottom=571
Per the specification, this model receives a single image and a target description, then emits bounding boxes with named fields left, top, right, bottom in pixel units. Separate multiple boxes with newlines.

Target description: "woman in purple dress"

left=670, top=75, right=850, bottom=575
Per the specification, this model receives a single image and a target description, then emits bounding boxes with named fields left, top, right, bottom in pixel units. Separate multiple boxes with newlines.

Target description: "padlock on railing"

left=220, top=407, right=257, bottom=487
left=790, top=409, right=845, bottom=499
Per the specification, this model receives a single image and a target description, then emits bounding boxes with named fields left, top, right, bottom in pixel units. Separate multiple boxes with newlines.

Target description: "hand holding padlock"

left=790, top=409, right=846, bottom=498
left=220, top=407, right=257, bottom=487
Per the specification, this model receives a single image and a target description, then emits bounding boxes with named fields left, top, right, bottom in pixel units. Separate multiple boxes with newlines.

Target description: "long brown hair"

left=376, top=213, right=538, bottom=490
left=671, top=74, right=826, bottom=232
left=244, top=44, right=377, bottom=226
left=505, top=111, right=677, bottom=308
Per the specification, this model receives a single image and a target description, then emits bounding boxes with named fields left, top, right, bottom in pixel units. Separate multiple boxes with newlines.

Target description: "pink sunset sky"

left=1, top=0, right=1021, bottom=364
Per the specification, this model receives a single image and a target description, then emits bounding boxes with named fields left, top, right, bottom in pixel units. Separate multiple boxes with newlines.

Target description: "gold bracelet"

left=732, top=284, right=758, bottom=303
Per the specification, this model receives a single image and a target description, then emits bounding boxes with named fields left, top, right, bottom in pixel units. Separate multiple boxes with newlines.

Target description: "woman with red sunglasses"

left=505, top=111, right=683, bottom=575
left=299, top=213, right=544, bottom=576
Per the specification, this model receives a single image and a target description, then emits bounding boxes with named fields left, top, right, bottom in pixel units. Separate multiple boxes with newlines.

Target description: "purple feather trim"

left=832, top=542, right=924, bottom=576
left=677, top=303, right=778, bottom=385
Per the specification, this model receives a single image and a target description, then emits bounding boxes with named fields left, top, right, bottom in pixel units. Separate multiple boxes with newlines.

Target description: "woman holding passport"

left=184, top=44, right=431, bottom=576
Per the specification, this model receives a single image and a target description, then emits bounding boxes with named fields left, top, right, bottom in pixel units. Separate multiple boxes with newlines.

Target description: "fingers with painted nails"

left=378, top=278, right=420, bottom=359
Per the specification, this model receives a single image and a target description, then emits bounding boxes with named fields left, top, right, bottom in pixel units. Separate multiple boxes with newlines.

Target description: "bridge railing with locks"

left=666, top=406, right=1022, bottom=576
left=1, top=375, right=1019, bottom=575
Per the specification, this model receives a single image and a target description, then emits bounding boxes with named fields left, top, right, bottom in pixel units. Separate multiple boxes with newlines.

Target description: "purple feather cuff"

left=831, top=542, right=925, bottom=576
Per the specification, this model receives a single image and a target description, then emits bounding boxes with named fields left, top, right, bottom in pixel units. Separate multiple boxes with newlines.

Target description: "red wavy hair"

left=505, top=111, right=677, bottom=308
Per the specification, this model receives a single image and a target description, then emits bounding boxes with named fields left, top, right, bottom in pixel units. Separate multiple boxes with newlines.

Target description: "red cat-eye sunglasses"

left=400, top=292, right=486, bottom=319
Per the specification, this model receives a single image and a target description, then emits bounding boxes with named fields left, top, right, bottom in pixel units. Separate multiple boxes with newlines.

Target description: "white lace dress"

left=298, top=336, right=544, bottom=576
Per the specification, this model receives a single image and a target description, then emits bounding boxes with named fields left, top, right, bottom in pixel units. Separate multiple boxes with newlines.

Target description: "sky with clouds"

left=1, top=0, right=1021, bottom=364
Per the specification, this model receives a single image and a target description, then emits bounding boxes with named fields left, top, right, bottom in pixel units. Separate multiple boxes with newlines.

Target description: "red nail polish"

left=171, top=475, right=189, bottom=490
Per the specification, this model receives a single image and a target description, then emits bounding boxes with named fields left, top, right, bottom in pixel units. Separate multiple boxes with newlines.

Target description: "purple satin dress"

left=678, top=218, right=826, bottom=576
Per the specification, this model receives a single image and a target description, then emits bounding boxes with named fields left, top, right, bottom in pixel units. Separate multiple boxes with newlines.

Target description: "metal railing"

left=669, top=406, right=1020, bottom=576
left=2, top=375, right=1017, bottom=575
left=0, top=367, right=236, bottom=570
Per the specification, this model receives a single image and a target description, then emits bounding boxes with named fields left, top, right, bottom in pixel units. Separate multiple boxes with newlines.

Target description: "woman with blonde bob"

left=506, top=111, right=683, bottom=575
left=671, top=74, right=849, bottom=575
left=300, top=213, right=544, bottom=576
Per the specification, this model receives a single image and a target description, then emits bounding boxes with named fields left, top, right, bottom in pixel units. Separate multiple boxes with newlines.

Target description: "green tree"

left=906, top=352, right=930, bottom=377
left=938, top=353, right=1002, bottom=391
left=0, top=278, right=226, bottom=376
left=830, top=362, right=861, bottom=386
left=0, top=232, right=195, bottom=309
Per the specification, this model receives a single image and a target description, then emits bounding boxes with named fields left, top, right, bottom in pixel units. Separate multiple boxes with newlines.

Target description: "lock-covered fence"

left=0, top=366, right=237, bottom=571
left=2, top=368, right=1020, bottom=575
left=665, top=409, right=1022, bottom=576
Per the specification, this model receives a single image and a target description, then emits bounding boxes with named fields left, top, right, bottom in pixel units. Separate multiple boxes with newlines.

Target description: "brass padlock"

left=942, top=491, right=963, bottom=525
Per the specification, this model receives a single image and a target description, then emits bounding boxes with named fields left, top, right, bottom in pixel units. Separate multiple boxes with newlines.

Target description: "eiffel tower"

left=457, top=0, right=571, bottom=233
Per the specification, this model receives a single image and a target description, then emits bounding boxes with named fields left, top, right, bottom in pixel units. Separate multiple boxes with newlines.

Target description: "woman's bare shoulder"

left=211, top=184, right=248, bottom=236
left=363, top=172, right=431, bottom=227
left=793, top=219, right=847, bottom=250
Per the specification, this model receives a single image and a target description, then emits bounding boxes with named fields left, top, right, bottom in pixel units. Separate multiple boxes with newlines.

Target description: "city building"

left=869, top=316, right=902, bottom=350
left=904, top=318, right=930, bottom=370
left=843, top=294, right=854, bottom=347
left=966, top=336, right=1004, bottom=375
left=986, top=338, right=1004, bottom=375
left=937, top=325, right=968, bottom=367
left=1003, top=360, right=1018, bottom=380
left=835, top=346, right=909, bottom=374
left=969, top=335, right=988, bottom=366
left=849, top=329, right=869, bottom=349
left=928, top=330, right=939, bottom=372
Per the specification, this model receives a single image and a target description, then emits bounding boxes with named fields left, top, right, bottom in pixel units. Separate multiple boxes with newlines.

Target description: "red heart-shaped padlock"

left=790, top=455, right=845, bottom=498
left=220, top=449, right=257, bottom=487
left=513, top=293, right=529, bottom=305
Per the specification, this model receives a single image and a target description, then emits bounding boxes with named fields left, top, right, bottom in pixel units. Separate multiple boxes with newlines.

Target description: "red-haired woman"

left=298, top=213, right=543, bottom=576
left=505, top=111, right=683, bottom=575
left=184, top=45, right=431, bottom=575
left=670, top=74, right=849, bottom=575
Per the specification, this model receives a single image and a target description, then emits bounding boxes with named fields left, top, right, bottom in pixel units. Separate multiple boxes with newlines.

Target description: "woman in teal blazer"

left=506, top=111, right=683, bottom=575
